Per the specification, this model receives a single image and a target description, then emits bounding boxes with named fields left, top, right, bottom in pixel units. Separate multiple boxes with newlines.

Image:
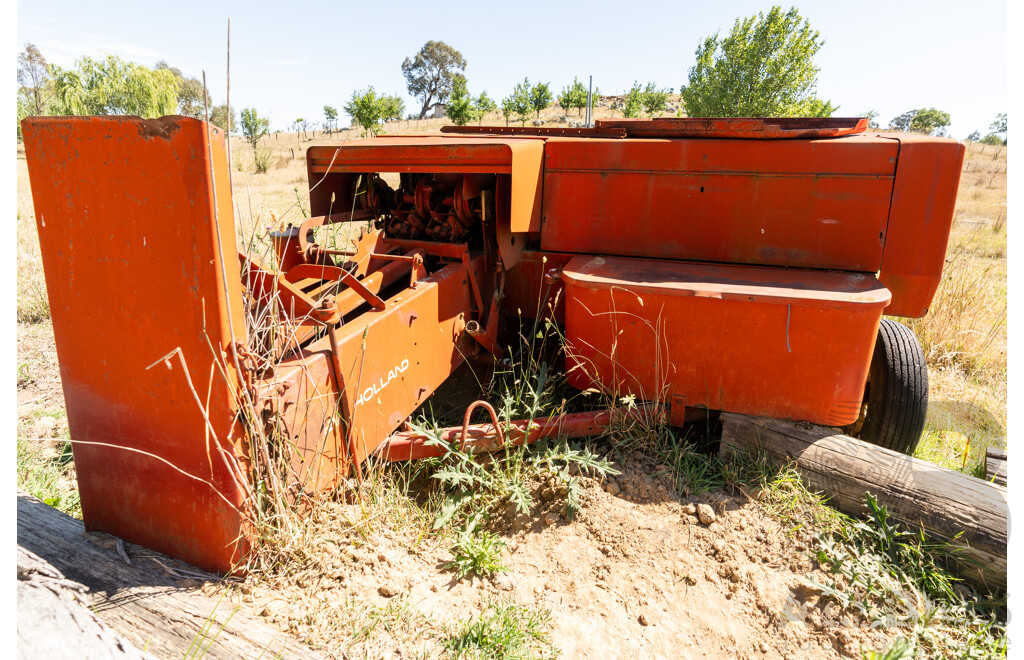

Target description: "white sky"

left=15, top=0, right=1009, bottom=138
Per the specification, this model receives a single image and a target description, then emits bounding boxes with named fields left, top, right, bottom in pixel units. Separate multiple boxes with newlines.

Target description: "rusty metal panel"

left=593, top=117, right=868, bottom=139
left=440, top=125, right=628, bottom=139
left=563, top=256, right=890, bottom=426
left=22, top=116, right=249, bottom=573
left=876, top=133, right=966, bottom=317
left=541, top=136, right=897, bottom=271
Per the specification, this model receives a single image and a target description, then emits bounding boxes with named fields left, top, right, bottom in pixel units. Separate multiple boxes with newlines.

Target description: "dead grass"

left=905, top=141, right=1007, bottom=474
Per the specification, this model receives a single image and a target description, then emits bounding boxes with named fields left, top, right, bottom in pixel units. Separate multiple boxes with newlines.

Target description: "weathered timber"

left=986, top=447, right=1007, bottom=487
left=18, top=545, right=156, bottom=659
left=719, top=414, right=1007, bottom=591
left=17, top=492, right=324, bottom=660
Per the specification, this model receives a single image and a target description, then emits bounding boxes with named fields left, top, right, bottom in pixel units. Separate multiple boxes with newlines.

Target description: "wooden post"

left=719, top=413, right=1007, bottom=590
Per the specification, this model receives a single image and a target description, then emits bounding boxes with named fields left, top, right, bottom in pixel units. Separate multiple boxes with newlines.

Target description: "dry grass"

left=905, top=141, right=1007, bottom=475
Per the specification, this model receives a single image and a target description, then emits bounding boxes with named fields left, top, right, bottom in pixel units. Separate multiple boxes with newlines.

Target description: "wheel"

left=854, top=319, right=929, bottom=455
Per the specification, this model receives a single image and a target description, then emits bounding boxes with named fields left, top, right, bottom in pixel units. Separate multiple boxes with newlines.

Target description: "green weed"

left=443, top=599, right=557, bottom=660
left=445, top=520, right=508, bottom=579
left=16, top=435, right=80, bottom=517
left=807, top=494, right=1006, bottom=658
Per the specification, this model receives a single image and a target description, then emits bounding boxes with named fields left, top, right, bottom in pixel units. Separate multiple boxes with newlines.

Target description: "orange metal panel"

left=563, top=256, right=890, bottom=426
left=22, top=116, right=250, bottom=573
left=306, top=138, right=543, bottom=233
left=540, top=136, right=898, bottom=271
left=876, top=133, right=966, bottom=317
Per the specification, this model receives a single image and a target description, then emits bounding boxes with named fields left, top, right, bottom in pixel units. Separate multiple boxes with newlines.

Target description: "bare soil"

left=231, top=459, right=894, bottom=658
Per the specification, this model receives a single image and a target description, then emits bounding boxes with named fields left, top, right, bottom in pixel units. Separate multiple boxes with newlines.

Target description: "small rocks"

left=378, top=583, right=400, bottom=598
left=260, top=599, right=287, bottom=619
left=697, top=503, right=716, bottom=524
left=638, top=612, right=650, bottom=626
left=532, top=119, right=545, bottom=126
left=491, top=573, right=514, bottom=592
left=605, top=481, right=621, bottom=496
left=682, top=503, right=696, bottom=516
left=543, top=511, right=561, bottom=526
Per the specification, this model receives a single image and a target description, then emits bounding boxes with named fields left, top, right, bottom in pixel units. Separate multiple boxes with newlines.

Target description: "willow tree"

left=52, top=55, right=178, bottom=117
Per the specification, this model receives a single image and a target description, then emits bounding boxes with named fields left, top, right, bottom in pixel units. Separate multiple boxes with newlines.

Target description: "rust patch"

left=137, top=116, right=182, bottom=140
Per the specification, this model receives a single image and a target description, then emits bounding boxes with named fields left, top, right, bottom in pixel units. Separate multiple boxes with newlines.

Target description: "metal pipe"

left=379, top=403, right=664, bottom=462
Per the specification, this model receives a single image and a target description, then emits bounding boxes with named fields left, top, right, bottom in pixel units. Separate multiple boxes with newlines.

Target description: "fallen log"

left=986, top=446, right=1007, bottom=486
left=718, top=414, right=1007, bottom=591
left=17, top=492, right=324, bottom=660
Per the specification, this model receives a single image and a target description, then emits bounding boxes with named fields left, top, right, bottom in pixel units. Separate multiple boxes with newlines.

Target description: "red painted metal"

left=562, top=256, right=891, bottom=426
left=22, top=116, right=250, bottom=573
left=540, top=135, right=898, bottom=272
left=380, top=404, right=663, bottom=461
left=875, top=132, right=966, bottom=317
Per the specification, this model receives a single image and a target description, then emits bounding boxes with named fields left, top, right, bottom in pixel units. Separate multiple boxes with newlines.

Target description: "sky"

left=15, top=0, right=1008, bottom=139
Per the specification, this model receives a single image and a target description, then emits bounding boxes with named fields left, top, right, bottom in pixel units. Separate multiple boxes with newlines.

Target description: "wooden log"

left=719, top=414, right=1007, bottom=591
left=18, top=545, right=156, bottom=659
left=17, top=492, right=324, bottom=660
left=986, top=447, right=1007, bottom=486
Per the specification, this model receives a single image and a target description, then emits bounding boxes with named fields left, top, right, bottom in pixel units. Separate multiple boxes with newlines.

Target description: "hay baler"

left=22, top=116, right=963, bottom=572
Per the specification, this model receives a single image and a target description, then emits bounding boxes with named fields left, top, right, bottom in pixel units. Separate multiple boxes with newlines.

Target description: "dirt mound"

left=241, top=452, right=892, bottom=658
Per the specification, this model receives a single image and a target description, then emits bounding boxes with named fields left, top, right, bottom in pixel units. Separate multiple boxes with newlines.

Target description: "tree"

left=52, top=55, right=178, bottom=118
left=642, top=82, right=669, bottom=117
left=990, top=113, right=1007, bottom=142
left=345, top=87, right=388, bottom=136
left=623, top=82, right=644, bottom=118
left=18, top=43, right=54, bottom=116
left=240, top=108, right=271, bottom=173
left=558, top=78, right=588, bottom=116
left=531, top=81, right=553, bottom=118
left=154, top=60, right=209, bottom=119
left=860, top=109, right=879, bottom=129
left=966, top=130, right=980, bottom=142
left=401, top=40, right=467, bottom=119
left=240, top=108, right=269, bottom=149
left=911, top=108, right=950, bottom=136
left=888, top=108, right=950, bottom=136
left=888, top=110, right=915, bottom=132
left=324, top=105, right=338, bottom=133
left=501, top=96, right=514, bottom=127
left=381, top=95, right=406, bottom=122
left=473, top=91, right=497, bottom=124
left=980, top=134, right=1003, bottom=146
left=210, top=104, right=236, bottom=132
left=446, top=74, right=475, bottom=126
left=680, top=6, right=836, bottom=117
left=502, top=78, right=533, bottom=126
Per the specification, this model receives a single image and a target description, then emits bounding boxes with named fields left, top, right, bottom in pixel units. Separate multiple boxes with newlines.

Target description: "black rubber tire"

left=855, top=319, right=929, bottom=455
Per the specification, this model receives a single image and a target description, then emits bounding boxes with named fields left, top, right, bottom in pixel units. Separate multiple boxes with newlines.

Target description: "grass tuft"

left=443, top=599, right=557, bottom=660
